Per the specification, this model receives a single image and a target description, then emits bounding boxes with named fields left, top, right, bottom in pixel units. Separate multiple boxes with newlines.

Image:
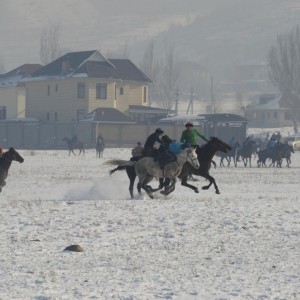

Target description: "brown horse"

left=0, top=147, right=24, bottom=192
left=62, top=137, right=85, bottom=156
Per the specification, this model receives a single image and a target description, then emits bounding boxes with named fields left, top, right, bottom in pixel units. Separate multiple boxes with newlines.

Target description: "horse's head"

left=209, top=137, right=232, bottom=153
left=7, top=147, right=24, bottom=163
left=186, top=147, right=200, bottom=169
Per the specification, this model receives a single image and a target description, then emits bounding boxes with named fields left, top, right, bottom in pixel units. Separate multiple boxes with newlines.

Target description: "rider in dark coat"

left=143, top=128, right=164, bottom=157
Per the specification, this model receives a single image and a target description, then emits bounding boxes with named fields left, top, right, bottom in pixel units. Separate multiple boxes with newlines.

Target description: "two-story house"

left=23, top=50, right=152, bottom=122
left=0, top=64, right=42, bottom=119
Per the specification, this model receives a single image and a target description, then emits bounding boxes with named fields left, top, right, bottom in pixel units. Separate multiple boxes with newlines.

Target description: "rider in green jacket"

left=180, top=122, right=208, bottom=146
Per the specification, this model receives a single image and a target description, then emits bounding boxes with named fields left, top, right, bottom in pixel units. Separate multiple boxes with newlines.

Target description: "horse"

left=109, top=137, right=230, bottom=198
left=62, top=137, right=85, bottom=156
left=106, top=147, right=200, bottom=199
left=279, top=144, right=294, bottom=167
left=257, top=148, right=273, bottom=167
left=269, top=143, right=294, bottom=168
left=236, top=140, right=256, bottom=167
left=217, top=142, right=240, bottom=167
left=96, top=137, right=105, bottom=158
left=0, top=147, right=24, bottom=192
left=109, top=134, right=173, bottom=198
left=179, top=137, right=231, bottom=194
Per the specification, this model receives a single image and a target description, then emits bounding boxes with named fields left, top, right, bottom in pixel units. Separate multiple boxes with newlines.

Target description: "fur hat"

left=185, top=122, right=194, bottom=127
left=155, top=128, right=164, bottom=134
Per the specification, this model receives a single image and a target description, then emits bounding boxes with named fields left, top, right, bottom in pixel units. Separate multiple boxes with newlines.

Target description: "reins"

left=187, top=150, right=198, bottom=168
left=1, top=154, right=12, bottom=163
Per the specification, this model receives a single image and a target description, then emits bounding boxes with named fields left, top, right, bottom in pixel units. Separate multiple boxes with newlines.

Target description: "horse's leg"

left=162, top=177, right=176, bottom=195
left=226, top=157, right=230, bottom=167
left=201, top=173, right=220, bottom=194
left=181, top=175, right=199, bottom=193
left=125, top=166, right=136, bottom=199
left=140, top=175, right=155, bottom=198
left=211, top=160, right=217, bottom=169
left=109, top=165, right=127, bottom=175
left=220, top=157, right=224, bottom=167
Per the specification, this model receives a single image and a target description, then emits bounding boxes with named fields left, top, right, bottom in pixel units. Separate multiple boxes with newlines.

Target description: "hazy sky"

left=1, top=0, right=299, bottom=76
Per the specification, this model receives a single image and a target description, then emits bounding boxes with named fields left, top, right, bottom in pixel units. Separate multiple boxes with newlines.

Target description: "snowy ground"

left=0, top=148, right=299, bottom=299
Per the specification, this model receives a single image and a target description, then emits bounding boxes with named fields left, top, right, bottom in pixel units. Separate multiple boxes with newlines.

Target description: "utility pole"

left=210, top=76, right=215, bottom=114
left=186, top=87, right=194, bottom=114
left=175, top=88, right=180, bottom=116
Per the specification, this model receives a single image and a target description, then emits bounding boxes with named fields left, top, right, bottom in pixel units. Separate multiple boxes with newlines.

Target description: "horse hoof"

left=216, top=191, right=220, bottom=194
left=160, top=190, right=166, bottom=195
left=202, top=186, right=209, bottom=190
left=194, top=189, right=199, bottom=193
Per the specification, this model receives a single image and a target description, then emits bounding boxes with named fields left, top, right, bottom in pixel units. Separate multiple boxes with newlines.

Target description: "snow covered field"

left=1, top=148, right=299, bottom=299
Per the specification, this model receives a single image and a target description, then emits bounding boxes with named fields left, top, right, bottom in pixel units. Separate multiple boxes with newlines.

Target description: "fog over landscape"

left=1, top=0, right=300, bottom=78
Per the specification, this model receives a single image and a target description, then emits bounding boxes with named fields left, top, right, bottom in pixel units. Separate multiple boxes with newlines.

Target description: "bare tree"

left=105, top=40, right=131, bottom=59
left=159, top=42, right=179, bottom=110
left=0, top=55, right=5, bottom=74
left=0, top=63, right=5, bottom=75
left=139, top=41, right=160, bottom=105
left=268, top=25, right=300, bottom=132
left=40, top=23, right=62, bottom=65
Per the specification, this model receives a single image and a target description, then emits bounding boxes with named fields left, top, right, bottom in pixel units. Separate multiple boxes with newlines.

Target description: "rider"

left=155, top=135, right=176, bottom=168
left=180, top=122, right=208, bottom=147
left=143, top=128, right=164, bottom=157
left=228, top=137, right=237, bottom=147
left=71, top=134, right=78, bottom=146
left=131, top=142, right=144, bottom=158
left=267, top=137, right=277, bottom=149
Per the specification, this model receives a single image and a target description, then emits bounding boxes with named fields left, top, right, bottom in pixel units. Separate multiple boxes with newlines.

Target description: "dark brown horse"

left=62, top=137, right=85, bottom=156
left=0, top=147, right=24, bottom=192
left=179, top=137, right=231, bottom=194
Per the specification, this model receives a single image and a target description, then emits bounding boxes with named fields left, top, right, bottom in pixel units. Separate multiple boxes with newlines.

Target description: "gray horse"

left=106, top=147, right=200, bottom=198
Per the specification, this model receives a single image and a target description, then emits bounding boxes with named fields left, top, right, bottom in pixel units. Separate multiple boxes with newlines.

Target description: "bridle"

left=187, top=150, right=199, bottom=168
left=1, top=153, right=13, bottom=163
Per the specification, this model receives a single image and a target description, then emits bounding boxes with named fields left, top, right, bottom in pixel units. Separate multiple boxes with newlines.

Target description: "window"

left=284, top=111, right=292, bottom=120
left=55, top=84, right=58, bottom=92
left=47, top=85, right=50, bottom=96
left=0, top=106, right=6, bottom=120
left=55, top=112, right=58, bottom=121
left=119, top=87, right=124, bottom=95
left=143, top=86, right=147, bottom=103
left=96, top=83, right=107, bottom=99
left=77, top=83, right=85, bottom=98
left=274, top=112, right=278, bottom=119
left=46, top=112, right=50, bottom=121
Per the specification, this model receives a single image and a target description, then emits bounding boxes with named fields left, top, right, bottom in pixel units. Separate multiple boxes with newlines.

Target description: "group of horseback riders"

left=131, top=122, right=208, bottom=169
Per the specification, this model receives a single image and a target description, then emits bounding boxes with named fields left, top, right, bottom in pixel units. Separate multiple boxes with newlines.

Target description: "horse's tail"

left=104, top=159, right=136, bottom=167
left=109, top=165, right=127, bottom=175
